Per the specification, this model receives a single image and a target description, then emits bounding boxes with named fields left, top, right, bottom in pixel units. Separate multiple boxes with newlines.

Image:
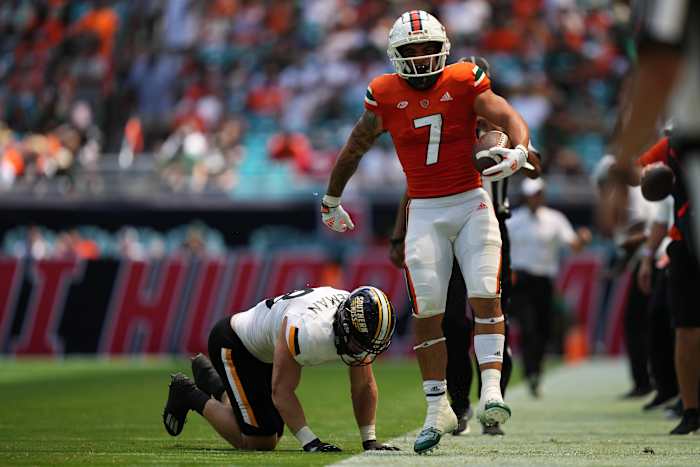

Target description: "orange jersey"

left=364, top=62, right=490, bottom=198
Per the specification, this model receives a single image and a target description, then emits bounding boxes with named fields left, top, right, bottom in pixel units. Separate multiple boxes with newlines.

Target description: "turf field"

left=0, top=358, right=697, bottom=466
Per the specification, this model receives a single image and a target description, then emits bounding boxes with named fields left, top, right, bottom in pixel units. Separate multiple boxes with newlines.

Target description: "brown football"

left=641, top=162, right=674, bottom=201
left=473, top=130, right=510, bottom=174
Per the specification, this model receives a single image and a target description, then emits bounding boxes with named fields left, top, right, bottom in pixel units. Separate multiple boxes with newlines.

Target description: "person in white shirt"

left=162, top=286, right=399, bottom=453
left=507, top=178, right=591, bottom=396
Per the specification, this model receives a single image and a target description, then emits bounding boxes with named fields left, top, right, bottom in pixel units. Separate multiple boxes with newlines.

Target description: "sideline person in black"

left=636, top=133, right=699, bottom=434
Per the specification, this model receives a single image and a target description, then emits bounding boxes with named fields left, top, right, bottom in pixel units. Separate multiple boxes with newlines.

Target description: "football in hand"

left=473, top=130, right=510, bottom=174
left=641, top=162, right=674, bottom=201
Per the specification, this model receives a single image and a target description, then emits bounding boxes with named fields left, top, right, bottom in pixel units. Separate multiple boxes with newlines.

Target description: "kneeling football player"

left=162, top=286, right=399, bottom=452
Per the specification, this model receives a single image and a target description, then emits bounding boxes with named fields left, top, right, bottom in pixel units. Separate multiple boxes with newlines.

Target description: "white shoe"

left=477, top=399, right=511, bottom=427
left=414, top=398, right=458, bottom=454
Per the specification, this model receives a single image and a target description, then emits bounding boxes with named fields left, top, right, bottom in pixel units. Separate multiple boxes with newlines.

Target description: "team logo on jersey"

left=397, top=101, right=408, bottom=109
left=440, top=91, right=453, bottom=102
left=477, top=201, right=488, bottom=211
left=420, top=99, right=429, bottom=108
left=350, top=296, right=369, bottom=333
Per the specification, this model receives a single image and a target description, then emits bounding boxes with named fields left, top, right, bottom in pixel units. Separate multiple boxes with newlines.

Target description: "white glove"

left=482, top=144, right=528, bottom=182
left=321, top=195, right=355, bottom=232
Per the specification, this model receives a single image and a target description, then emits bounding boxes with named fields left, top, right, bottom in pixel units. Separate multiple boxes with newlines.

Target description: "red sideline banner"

left=0, top=250, right=629, bottom=355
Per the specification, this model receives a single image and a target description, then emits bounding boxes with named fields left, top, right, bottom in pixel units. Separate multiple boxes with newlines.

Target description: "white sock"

left=480, top=368, right=503, bottom=403
left=422, top=380, right=447, bottom=429
left=423, top=379, right=447, bottom=404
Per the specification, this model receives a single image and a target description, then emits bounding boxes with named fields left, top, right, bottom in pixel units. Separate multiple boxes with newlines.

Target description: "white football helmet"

left=387, top=10, right=451, bottom=78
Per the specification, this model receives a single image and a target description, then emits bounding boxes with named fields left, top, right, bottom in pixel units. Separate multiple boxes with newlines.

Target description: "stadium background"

left=1, top=0, right=633, bottom=358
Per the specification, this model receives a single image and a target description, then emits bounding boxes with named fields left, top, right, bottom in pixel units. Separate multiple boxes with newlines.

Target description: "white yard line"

left=333, top=359, right=634, bottom=466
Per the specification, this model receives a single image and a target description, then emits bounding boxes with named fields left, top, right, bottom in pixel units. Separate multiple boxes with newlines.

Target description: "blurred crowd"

left=1, top=0, right=632, bottom=196
left=2, top=222, right=226, bottom=260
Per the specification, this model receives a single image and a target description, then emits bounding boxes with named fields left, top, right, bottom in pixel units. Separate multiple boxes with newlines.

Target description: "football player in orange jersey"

left=320, top=10, right=531, bottom=453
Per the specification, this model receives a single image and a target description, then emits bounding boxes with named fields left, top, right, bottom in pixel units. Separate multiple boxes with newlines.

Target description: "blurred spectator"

left=3, top=222, right=225, bottom=260
left=0, top=0, right=633, bottom=198
left=268, top=131, right=313, bottom=175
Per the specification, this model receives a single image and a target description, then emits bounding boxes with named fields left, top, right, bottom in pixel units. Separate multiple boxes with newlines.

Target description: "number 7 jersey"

left=364, top=62, right=490, bottom=198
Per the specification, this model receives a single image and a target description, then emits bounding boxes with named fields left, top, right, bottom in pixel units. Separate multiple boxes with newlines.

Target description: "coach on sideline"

left=507, top=178, right=591, bottom=397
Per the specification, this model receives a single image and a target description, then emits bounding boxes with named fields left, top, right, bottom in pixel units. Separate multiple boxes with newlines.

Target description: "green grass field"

left=0, top=358, right=447, bottom=465
left=1, top=358, right=698, bottom=466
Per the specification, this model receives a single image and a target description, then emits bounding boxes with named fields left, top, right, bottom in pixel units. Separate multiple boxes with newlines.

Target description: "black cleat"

left=163, top=373, right=198, bottom=436
left=621, top=386, right=653, bottom=399
left=643, top=392, right=677, bottom=411
left=528, top=377, right=541, bottom=399
left=452, top=406, right=473, bottom=435
left=191, top=353, right=225, bottom=399
left=482, top=422, right=505, bottom=436
left=669, top=409, right=699, bottom=435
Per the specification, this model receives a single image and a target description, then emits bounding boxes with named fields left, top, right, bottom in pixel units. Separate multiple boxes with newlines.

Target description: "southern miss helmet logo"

left=350, top=296, right=369, bottom=333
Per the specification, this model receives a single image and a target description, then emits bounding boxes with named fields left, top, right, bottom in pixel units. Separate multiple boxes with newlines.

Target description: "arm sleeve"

left=637, top=137, right=670, bottom=166
left=637, top=0, right=690, bottom=49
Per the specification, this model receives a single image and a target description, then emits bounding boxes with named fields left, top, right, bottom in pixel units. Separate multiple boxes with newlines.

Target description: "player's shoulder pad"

left=366, top=74, right=398, bottom=106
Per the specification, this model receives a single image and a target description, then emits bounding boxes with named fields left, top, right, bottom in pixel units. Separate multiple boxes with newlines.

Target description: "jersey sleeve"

left=363, top=76, right=389, bottom=119
left=638, top=137, right=669, bottom=166
left=364, top=85, right=379, bottom=110
left=471, top=64, right=491, bottom=95
left=556, top=212, right=577, bottom=246
left=451, top=62, right=491, bottom=98
left=283, top=309, right=328, bottom=366
left=284, top=312, right=303, bottom=360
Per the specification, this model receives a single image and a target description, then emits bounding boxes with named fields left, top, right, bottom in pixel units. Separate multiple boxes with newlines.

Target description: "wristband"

left=322, top=195, right=341, bottom=208
left=390, top=237, right=405, bottom=246
left=360, top=424, right=376, bottom=442
left=295, top=426, right=317, bottom=447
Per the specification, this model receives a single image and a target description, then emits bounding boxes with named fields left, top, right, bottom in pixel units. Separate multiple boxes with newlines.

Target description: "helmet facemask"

left=391, top=42, right=449, bottom=79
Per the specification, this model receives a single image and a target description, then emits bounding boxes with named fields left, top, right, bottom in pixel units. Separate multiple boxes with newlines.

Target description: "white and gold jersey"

left=230, top=287, right=349, bottom=366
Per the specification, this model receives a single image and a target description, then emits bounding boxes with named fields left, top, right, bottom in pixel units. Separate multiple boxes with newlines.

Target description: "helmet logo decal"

left=350, top=296, right=368, bottom=333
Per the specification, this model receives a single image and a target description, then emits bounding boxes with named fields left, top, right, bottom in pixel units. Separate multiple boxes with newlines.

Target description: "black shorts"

left=208, top=318, right=284, bottom=437
left=667, top=240, right=700, bottom=328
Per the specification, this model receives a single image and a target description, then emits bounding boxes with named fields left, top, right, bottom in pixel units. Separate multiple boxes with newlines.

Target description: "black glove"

left=303, top=438, right=342, bottom=452
left=363, top=439, right=400, bottom=451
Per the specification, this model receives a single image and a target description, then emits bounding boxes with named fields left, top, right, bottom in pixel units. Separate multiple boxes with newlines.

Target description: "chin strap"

left=413, top=336, right=446, bottom=351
